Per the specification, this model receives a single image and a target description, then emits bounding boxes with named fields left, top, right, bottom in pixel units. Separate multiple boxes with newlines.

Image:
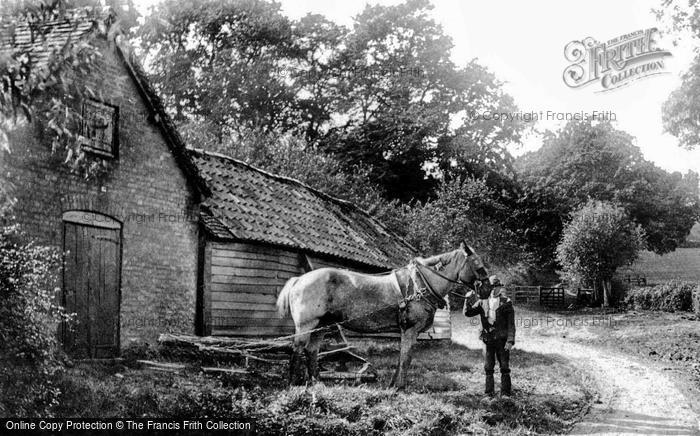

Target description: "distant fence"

left=512, top=286, right=540, bottom=304
left=539, top=287, right=566, bottom=308
left=510, top=285, right=578, bottom=309
left=621, top=273, right=648, bottom=286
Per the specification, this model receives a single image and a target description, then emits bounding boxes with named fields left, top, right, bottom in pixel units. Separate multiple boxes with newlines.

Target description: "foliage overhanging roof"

left=0, top=7, right=210, bottom=195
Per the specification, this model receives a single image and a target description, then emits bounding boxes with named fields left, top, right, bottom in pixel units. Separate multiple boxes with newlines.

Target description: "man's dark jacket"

left=463, top=294, right=516, bottom=344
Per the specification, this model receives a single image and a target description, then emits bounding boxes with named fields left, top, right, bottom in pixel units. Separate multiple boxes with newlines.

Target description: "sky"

left=135, top=0, right=700, bottom=174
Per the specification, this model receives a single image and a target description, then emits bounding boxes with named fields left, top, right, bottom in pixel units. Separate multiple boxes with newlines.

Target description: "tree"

left=655, top=0, right=700, bottom=149
left=406, top=177, right=527, bottom=267
left=509, top=181, right=567, bottom=269
left=139, top=0, right=524, bottom=202
left=662, top=54, right=700, bottom=150
left=556, top=201, right=645, bottom=306
left=137, top=0, right=341, bottom=137
left=516, top=120, right=700, bottom=264
left=321, top=0, right=524, bottom=201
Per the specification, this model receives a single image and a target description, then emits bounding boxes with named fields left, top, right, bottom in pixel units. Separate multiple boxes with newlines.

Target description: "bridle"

left=411, top=248, right=488, bottom=306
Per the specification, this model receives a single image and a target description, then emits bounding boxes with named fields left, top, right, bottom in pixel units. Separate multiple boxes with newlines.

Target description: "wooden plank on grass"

left=202, top=367, right=250, bottom=376
left=137, top=360, right=186, bottom=373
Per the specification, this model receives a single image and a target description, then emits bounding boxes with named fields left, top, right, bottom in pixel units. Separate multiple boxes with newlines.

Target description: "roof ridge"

left=187, top=147, right=418, bottom=254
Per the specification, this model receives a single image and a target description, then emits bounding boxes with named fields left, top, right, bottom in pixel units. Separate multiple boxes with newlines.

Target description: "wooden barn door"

left=62, top=212, right=122, bottom=358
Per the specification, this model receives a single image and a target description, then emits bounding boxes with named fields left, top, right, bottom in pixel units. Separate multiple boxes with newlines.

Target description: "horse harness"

left=392, top=259, right=478, bottom=312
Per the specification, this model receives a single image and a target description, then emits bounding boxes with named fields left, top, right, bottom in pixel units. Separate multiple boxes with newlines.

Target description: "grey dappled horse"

left=276, top=242, right=490, bottom=388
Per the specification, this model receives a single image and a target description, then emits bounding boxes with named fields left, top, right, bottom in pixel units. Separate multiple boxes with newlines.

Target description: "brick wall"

left=0, top=37, right=200, bottom=347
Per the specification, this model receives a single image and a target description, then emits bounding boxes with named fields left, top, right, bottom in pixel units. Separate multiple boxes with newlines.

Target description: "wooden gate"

left=62, top=212, right=122, bottom=358
left=539, top=287, right=565, bottom=308
left=512, top=286, right=540, bottom=304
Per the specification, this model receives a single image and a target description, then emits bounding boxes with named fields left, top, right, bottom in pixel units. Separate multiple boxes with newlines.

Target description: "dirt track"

left=451, top=312, right=700, bottom=436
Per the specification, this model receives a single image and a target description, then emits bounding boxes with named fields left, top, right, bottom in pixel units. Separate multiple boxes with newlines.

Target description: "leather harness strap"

left=392, top=263, right=447, bottom=311
left=413, top=263, right=448, bottom=310
left=392, top=251, right=488, bottom=312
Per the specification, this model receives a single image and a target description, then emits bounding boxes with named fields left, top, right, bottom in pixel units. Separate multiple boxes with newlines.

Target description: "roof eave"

left=203, top=232, right=402, bottom=271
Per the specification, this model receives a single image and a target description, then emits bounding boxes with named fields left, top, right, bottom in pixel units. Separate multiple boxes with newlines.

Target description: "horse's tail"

left=277, top=277, right=298, bottom=318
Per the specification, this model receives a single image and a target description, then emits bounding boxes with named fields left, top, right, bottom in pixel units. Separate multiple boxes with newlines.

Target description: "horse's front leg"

left=394, top=326, right=418, bottom=389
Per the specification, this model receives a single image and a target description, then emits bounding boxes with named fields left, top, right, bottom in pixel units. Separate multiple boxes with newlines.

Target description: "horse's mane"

left=416, top=249, right=461, bottom=268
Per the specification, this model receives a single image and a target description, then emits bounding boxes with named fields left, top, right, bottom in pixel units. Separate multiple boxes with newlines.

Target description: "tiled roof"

left=0, top=8, right=209, bottom=196
left=0, top=9, right=100, bottom=71
left=188, top=148, right=417, bottom=269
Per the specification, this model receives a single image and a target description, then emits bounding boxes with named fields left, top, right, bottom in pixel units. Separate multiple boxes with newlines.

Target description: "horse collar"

left=398, top=264, right=446, bottom=310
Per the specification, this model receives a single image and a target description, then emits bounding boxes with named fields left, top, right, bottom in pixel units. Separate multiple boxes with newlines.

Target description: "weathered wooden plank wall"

left=207, top=241, right=297, bottom=336
left=204, top=241, right=451, bottom=340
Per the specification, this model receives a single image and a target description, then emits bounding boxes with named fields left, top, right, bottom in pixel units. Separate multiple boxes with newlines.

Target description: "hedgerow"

left=625, top=280, right=698, bottom=313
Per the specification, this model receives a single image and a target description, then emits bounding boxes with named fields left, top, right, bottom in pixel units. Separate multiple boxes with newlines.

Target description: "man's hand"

left=465, top=290, right=480, bottom=308
left=504, top=342, right=514, bottom=351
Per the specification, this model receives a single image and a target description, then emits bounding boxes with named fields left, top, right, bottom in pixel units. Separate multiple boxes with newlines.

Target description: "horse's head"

left=454, top=241, right=491, bottom=297
left=415, top=242, right=491, bottom=298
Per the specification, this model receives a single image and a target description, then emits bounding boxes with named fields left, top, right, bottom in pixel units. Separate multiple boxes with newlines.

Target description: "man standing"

left=463, top=275, right=516, bottom=396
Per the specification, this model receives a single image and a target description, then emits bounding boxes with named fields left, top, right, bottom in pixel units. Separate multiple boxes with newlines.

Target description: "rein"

left=407, top=255, right=485, bottom=309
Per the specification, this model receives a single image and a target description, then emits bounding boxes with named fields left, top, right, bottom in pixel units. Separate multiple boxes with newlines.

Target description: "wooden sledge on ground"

left=153, top=326, right=377, bottom=383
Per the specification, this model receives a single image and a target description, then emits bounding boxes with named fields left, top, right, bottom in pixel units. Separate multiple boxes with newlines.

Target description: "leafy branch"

left=1, top=1, right=115, bottom=177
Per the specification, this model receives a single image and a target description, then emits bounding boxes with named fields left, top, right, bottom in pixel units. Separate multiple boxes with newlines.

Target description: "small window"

left=79, top=99, right=118, bottom=158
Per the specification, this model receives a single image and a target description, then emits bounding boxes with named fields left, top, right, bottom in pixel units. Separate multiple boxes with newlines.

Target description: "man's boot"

left=485, top=374, right=495, bottom=396
left=501, top=373, right=512, bottom=396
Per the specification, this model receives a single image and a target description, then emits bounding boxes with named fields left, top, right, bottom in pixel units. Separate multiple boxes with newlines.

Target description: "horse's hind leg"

left=304, top=330, right=325, bottom=384
left=289, top=331, right=310, bottom=386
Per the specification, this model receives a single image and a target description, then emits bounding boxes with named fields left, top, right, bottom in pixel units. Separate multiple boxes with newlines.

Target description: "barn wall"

left=206, top=241, right=299, bottom=336
left=1, top=38, right=200, bottom=346
left=204, top=241, right=451, bottom=340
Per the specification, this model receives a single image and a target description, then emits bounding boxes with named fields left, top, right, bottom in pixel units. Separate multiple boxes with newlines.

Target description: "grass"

left=50, top=336, right=593, bottom=435
left=625, top=248, right=700, bottom=284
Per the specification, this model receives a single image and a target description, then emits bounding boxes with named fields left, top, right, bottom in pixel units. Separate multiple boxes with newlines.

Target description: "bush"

left=556, top=200, right=645, bottom=306
left=0, top=225, right=68, bottom=417
left=625, top=280, right=698, bottom=312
